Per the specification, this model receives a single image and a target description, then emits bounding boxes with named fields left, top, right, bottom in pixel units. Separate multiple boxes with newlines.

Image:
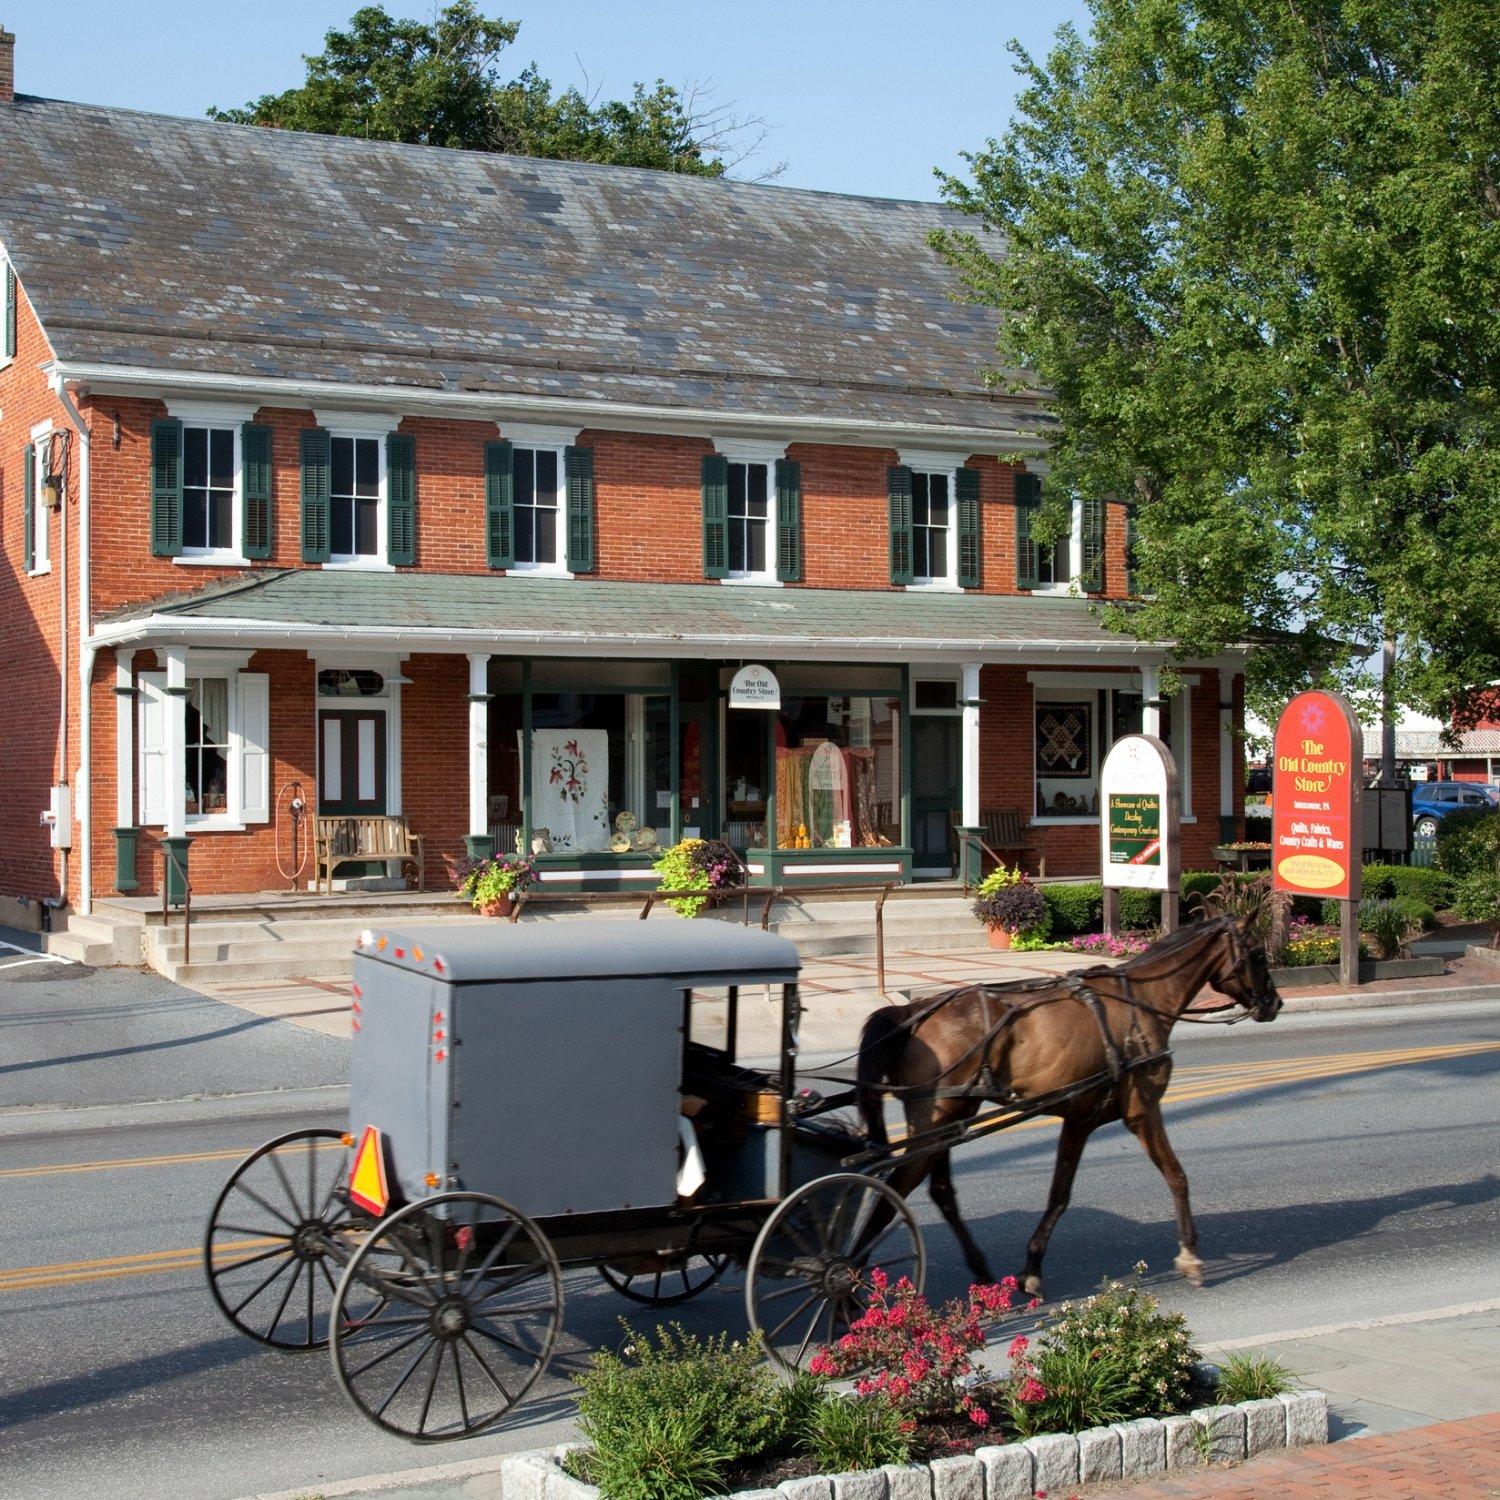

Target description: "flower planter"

left=987, top=925, right=1014, bottom=950
left=505, top=1390, right=1329, bottom=1500
left=476, top=892, right=515, bottom=918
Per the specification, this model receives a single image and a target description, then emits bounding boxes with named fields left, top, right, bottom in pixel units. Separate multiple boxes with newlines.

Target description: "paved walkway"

left=1086, top=1412, right=1500, bottom=1498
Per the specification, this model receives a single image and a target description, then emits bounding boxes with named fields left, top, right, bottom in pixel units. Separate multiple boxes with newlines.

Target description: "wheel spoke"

left=212, top=1224, right=293, bottom=1240
left=758, top=1278, right=821, bottom=1304
left=765, top=1290, right=819, bottom=1342
left=346, top=1325, right=430, bottom=1380
left=304, top=1257, right=317, bottom=1346
left=267, top=1149, right=306, bottom=1221
left=375, top=1338, right=437, bottom=1418
left=213, top=1244, right=294, bottom=1277
left=469, top=1321, right=543, bottom=1362
left=265, top=1260, right=303, bottom=1343
left=230, top=1180, right=299, bottom=1232
left=230, top=1253, right=296, bottom=1317
left=460, top=1333, right=515, bottom=1405
left=793, top=1299, right=825, bottom=1367
left=415, top=1340, right=443, bottom=1436
left=468, top=1263, right=550, bottom=1308
left=461, top=1222, right=521, bottom=1295
left=450, top=1343, right=471, bottom=1431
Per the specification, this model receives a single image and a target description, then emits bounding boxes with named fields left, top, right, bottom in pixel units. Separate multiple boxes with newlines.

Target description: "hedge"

left=1434, top=808, right=1500, bottom=881
left=1359, top=863, right=1454, bottom=910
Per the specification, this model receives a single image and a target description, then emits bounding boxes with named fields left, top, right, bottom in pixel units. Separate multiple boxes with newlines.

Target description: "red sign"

left=1271, top=691, right=1363, bottom=901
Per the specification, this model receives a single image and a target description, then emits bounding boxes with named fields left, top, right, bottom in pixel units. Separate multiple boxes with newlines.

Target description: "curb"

left=507, top=1392, right=1330, bottom=1500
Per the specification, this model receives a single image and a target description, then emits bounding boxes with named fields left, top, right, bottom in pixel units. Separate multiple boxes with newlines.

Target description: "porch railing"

left=160, top=843, right=191, bottom=967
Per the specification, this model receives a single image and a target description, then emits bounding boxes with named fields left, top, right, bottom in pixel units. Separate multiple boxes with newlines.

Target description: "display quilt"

left=529, top=728, right=611, bottom=851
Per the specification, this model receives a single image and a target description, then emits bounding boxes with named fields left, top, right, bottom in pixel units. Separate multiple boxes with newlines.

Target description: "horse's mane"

left=1117, top=914, right=1232, bottom=970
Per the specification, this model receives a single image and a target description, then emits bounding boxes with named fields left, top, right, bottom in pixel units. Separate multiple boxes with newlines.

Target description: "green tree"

left=212, top=2, right=772, bottom=177
left=932, top=0, right=1500, bottom=724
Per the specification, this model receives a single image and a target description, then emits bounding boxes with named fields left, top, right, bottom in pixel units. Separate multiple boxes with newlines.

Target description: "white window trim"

left=27, top=423, right=52, bottom=576
left=714, top=436, right=786, bottom=586
left=907, top=466, right=960, bottom=591
left=323, top=428, right=393, bottom=571
left=508, top=442, right=574, bottom=578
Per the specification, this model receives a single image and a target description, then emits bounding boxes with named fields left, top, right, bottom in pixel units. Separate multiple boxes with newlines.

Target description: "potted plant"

left=972, top=865, right=1047, bottom=949
left=455, top=853, right=538, bottom=917
left=652, top=837, right=748, bottom=917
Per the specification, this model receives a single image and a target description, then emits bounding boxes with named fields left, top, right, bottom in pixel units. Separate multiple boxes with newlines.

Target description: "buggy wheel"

left=598, top=1251, right=730, bottom=1306
left=746, top=1172, right=924, bottom=1375
left=204, top=1126, right=357, bottom=1350
left=331, top=1192, right=563, bottom=1442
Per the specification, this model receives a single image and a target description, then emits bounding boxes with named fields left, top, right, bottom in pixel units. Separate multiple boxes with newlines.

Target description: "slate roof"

left=0, top=94, right=1044, bottom=436
left=1362, top=727, right=1500, bottom=759
left=94, top=570, right=1152, bottom=655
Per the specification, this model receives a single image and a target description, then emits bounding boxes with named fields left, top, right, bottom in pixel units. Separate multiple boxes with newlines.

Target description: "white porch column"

left=1218, top=666, right=1236, bottom=841
left=115, top=650, right=136, bottom=827
left=960, top=662, right=982, bottom=828
left=467, top=653, right=492, bottom=855
left=1141, top=660, right=1162, bottom=739
left=163, top=646, right=189, bottom=840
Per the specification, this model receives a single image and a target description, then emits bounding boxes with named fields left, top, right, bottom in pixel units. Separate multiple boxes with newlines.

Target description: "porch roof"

left=91, top=569, right=1174, bottom=663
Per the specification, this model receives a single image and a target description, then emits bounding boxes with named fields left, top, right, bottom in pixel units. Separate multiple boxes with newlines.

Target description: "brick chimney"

left=0, top=28, right=14, bottom=105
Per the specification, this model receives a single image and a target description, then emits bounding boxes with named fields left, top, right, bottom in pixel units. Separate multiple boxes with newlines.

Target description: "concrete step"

left=46, top=909, right=143, bottom=965
left=44, top=931, right=117, bottom=966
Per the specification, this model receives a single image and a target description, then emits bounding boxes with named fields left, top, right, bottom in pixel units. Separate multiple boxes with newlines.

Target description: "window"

left=28, top=436, right=50, bottom=573
left=727, top=461, right=771, bottom=577
left=513, top=446, right=563, bottom=568
left=185, top=678, right=231, bottom=817
left=182, top=426, right=235, bottom=554
left=330, top=435, right=380, bottom=559
left=1035, top=509, right=1072, bottom=588
left=2, top=253, right=15, bottom=364
left=912, top=471, right=953, bottom=584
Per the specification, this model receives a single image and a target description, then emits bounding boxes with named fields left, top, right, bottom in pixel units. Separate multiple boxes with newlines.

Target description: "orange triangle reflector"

left=348, top=1125, right=390, bottom=1217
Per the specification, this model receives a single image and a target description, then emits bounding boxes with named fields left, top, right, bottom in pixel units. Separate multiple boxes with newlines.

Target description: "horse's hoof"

left=1174, top=1252, right=1204, bottom=1287
left=1021, top=1273, right=1045, bottom=1301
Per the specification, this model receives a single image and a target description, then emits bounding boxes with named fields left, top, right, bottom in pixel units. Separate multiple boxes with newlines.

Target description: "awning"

left=90, top=569, right=1185, bottom=664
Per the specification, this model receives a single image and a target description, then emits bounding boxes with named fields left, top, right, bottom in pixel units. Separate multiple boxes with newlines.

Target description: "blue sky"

left=4, top=0, right=1091, bottom=199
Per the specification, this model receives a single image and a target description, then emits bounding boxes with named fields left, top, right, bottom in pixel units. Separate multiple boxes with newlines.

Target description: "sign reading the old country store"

left=1271, top=690, right=1362, bottom=901
left=1099, top=734, right=1179, bottom=892
left=729, top=664, right=781, bottom=710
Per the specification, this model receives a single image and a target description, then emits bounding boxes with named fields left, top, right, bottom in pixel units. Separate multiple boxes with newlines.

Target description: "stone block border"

left=501, top=1391, right=1329, bottom=1500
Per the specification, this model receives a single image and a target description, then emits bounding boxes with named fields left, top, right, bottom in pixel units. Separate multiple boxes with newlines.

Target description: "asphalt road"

left=0, top=951, right=1495, bottom=1500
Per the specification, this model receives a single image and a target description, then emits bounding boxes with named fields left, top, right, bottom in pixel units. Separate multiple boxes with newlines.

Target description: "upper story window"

left=25, top=429, right=51, bottom=575
left=182, top=426, right=236, bottom=555
left=513, top=446, right=563, bottom=570
left=1035, top=504, right=1072, bottom=589
left=911, top=470, right=954, bottom=586
left=330, top=435, right=381, bottom=561
left=727, top=461, right=772, bottom=579
left=1016, top=474, right=1103, bottom=594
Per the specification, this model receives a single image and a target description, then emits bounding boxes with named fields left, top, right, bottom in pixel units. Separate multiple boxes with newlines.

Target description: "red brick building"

left=0, top=34, right=1246, bottom=915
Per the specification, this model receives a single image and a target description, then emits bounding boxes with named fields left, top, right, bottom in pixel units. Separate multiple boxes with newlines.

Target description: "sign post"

left=1271, top=690, right=1363, bottom=986
left=1100, top=735, right=1181, bottom=936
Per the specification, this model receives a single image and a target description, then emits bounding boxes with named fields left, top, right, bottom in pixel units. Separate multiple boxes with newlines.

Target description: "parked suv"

left=1410, top=781, right=1499, bottom=838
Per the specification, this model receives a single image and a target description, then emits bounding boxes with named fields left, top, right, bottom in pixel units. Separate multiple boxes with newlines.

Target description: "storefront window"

left=774, top=695, right=901, bottom=848
left=1035, top=682, right=1179, bottom=819
left=185, top=677, right=230, bottom=816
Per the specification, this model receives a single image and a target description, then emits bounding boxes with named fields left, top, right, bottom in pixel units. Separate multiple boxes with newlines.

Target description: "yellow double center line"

left=2, top=1040, right=1495, bottom=1295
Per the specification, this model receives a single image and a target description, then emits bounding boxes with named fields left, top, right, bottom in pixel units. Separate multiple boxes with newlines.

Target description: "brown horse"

left=854, top=914, right=1281, bottom=1298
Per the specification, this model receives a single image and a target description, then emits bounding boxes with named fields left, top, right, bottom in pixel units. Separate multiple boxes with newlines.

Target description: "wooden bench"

left=314, top=815, right=425, bottom=893
left=953, top=808, right=1047, bottom=882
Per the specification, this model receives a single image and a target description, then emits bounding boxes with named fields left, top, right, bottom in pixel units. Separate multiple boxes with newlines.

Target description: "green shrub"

left=1453, top=871, right=1500, bottom=924
left=1357, top=898, right=1419, bottom=959
left=1323, top=895, right=1435, bottom=937
left=1215, top=1351, right=1296, bottom=1403
left=1036, top=1269, right=1199, bottom=1416
left=1120, top=889, right=1161, bottom=929
left=802, top=1396, right=912, bottom=1471
left=574, top=1324, right=784, bottom=1500
left=1361, top=863, right=1454, bottom=910
left=1042, top=882, right=1102, bottom=935
left=1390, top=896, right=1436, bottom=931
left=1006, top=1343, right=1136, bottom=1437
left=1435, top=808, right=1500, bottom=880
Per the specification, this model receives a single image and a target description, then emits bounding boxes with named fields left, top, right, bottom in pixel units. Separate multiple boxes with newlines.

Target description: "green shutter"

left=299, top=427, right=331, bottom=563
left=485, top=441, right=514, bottom=569
left=887, top=465, right=914, bottom=586
left=565, top=445, right=595, bottom=574
left=3, top=261, right=15, bottom=362
left=955, top=466, right=981, bottom=589
left=1081, top=495, right=1105, bottom=592
left=775, top=458, right=802, bottom=582
left=702, top=453, right=729, bottom=579
left=1014, top=472, right=1041, bottom=588
left=22, top=443, right=34, bottom=572
left=150, top=418, right=183, bottom=558
left=241, top=424, right=274, bottom=559
left=1126, top=505, right=1140, bottom=595
left=386, top=432, right=416, bottom=566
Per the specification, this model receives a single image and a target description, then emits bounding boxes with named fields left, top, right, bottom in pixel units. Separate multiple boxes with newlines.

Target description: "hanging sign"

left=1100, top=734, right=1180, bottom=892
left=1271, top=690, right=1362, bottom=900
left=729, top=664, right=781, bottom=710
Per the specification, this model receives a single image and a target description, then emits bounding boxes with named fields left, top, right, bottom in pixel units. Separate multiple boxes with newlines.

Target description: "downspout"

left=52, top=376, right=92, bottom=914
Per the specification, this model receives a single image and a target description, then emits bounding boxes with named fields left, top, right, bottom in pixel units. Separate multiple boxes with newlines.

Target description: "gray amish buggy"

left=204, top=921, right=926, bottom=1442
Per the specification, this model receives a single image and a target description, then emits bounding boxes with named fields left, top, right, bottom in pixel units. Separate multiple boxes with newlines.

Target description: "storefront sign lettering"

left=1271, top=690, right=1362, bottom=900
left=729, top=664, right=781, bottom=710
left=1099, top=734, right=1179, bottom=892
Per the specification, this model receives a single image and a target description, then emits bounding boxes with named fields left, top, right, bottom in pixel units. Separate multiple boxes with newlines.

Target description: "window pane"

left=747, top=464, right=768, bottom=518
left=912, top=471, right=930, bottom=526
left=772, top=695, right=901, bottom=848
left=928, top=472, right=949, bottom=520
left=729, top=514, right=747, bottom=574
left=728, top=462, right=746, bottom=515
left=928, top=528, right=946, bottom=578
left=209, top=491, right=232, bottom=550
left=197, top=678, right=230, bottom=744
left=535, top=449, right=558, bottom=505
left=355, top=497, right=379, bottom=555
left=209, top=428, right=234, bottom=489
left=183, top=427, right=208, bottom=490
left=331, top=498, right=354, bottom=556
left=331, top=437, right=353, bottom=497
left=354, top=437, right=378, bottom=495
left=183, top=490, right=208, bottom=550
left=196, top=745, right=229, bottom=814
left=515, top=501, right=536, bottom=564
left=534, top=505, right=556, bottom=564
left=747, top=512, right=766, bottom=574
left=514, top=447, right=535, bottom=506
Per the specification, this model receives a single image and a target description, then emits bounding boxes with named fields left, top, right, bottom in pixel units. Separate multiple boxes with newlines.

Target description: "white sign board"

left=729, top=664, right=781, bottom=710
left=1099, top=734, right=1180, bottom=892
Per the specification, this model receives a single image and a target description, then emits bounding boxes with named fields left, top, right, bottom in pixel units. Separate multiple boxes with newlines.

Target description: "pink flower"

left=1017, top=1377, right=1048, bottom=1404
left=1008, top=1335, right=1030, bottom=1359
left=808, top=1350, right=837, bottom=1377
left=968, top=1406, right=990, bottom=1428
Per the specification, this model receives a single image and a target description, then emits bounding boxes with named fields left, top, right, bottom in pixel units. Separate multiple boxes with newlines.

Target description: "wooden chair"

left=314, top=814, right=425, bottom=893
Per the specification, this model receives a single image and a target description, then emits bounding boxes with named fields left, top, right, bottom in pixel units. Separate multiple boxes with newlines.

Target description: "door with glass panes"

left=318, top=711, right=388, bottom=817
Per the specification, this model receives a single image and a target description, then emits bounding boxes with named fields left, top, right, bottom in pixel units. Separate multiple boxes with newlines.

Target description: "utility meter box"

left=41, top=785, right=72, bottom=849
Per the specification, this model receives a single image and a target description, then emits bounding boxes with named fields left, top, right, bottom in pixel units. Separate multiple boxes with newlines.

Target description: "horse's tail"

left=855, top=1006, right=911, bottom=1147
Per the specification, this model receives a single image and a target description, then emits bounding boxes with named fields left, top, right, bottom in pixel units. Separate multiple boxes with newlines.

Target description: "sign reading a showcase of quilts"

left=1271, top=690, right=1362, bottom=902
left=1099, top=734, right=1180, bottom=892
left=729, top=664, right=781, bottom=710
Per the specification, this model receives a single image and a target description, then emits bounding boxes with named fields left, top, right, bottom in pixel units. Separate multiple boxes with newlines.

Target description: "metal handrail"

left=160, top=842, right=191, bottom=966
left=957, top=829, right=1007, bottom=893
